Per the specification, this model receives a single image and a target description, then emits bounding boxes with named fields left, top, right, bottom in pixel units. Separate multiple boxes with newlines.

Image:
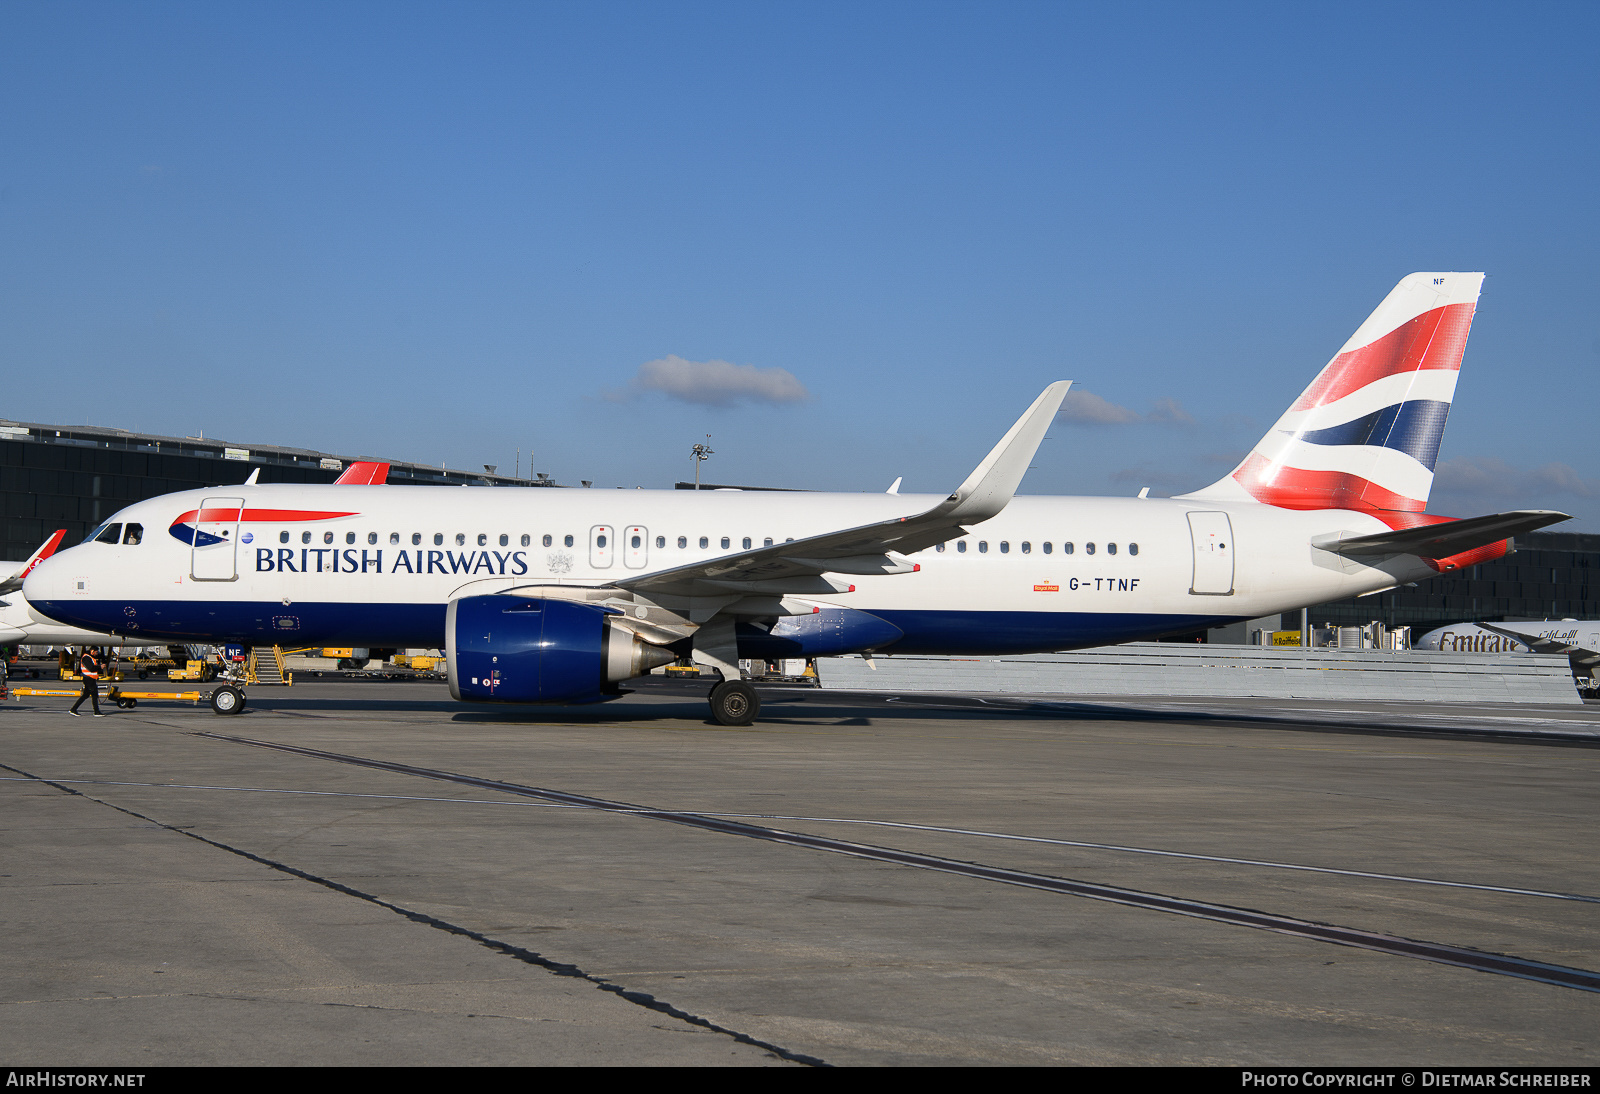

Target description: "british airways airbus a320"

left=24, top=273, right=1568, bottom=723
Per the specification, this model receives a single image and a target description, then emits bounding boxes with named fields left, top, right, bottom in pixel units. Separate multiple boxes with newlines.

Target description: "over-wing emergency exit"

left=23, top=273, right=1569, bottom=723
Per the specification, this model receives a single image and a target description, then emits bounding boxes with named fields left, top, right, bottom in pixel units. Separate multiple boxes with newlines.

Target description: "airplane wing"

left=614, top=381, right=1072, bottom=600
left=334, top=461, right=390, bottom=485
left=1312, top=510, right=1569, bottom=560
left=0, top=529, right=67, bottom=595
left=1476, top=622, right=1600, bottom=665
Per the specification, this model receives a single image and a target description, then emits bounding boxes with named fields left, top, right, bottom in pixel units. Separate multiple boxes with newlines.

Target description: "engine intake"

left=447, top=594, right=675, bottom=703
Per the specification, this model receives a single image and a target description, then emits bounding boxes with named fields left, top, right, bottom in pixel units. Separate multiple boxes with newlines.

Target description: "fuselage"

left=1417, top=621, right=1600, bottom=655
left=24, top=483, right=1439, bottom=656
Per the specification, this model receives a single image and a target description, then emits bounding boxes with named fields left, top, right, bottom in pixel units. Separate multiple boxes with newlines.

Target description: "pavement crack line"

left=192, top=731, right=1600, bottom=996
left=5, top=775, right=1594, bottom=905
left=0, top=759, right=827, bottom=1068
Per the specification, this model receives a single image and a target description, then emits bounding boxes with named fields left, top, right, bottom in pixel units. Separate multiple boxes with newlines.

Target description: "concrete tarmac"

left=2, top=676, right=1598, bottom=1066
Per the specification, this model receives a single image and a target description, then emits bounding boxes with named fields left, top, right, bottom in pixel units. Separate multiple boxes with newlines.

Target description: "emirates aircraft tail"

left=1182, top=272, right=1483, bottom=513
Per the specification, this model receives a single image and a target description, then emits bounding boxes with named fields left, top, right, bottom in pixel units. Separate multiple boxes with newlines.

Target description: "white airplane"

left=3, top=531, right=162, bottom=649
left=1, top=530, right=164, bottom=650
left=1416, top=620, right=1600, bottom=680
left=23, top=272, right=1569, bottom=722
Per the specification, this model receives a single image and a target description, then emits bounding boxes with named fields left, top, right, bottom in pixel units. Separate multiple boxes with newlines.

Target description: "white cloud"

left=607, top=355, right=809, bottom=408
left=1060, top=390, right=1140, bottom=424
left=1059, top=390, right=1195, bottom=426
left=1146, top=397, right=1195, bottom=424
left=1432, top=457, right=1599, bottom=501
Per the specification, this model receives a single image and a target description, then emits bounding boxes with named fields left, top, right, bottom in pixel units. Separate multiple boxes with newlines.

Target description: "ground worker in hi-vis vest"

left=69, top=646, right=105, bottom=718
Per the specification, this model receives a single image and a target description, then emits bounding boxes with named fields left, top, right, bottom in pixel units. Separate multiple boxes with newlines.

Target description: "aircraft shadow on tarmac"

left=221, top=675, right=1600, bottom=744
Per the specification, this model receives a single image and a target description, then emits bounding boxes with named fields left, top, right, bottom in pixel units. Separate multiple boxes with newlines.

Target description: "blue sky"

left=3, top=2, right=1597, bottom=526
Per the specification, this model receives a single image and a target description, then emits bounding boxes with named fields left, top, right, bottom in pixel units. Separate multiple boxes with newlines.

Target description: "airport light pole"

left=691, top=436, right=713, bottom=490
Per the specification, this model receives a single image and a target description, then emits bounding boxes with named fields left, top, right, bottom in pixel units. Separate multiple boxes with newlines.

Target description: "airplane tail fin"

left=1181, top=272, right=1484, bottom=513
left=334, top=461, right=390, bottom=485
left=0, top=529, right=67, bottom=594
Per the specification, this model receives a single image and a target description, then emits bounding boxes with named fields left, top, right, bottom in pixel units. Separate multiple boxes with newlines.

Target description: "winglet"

left=939, top=381, right=1071, bottom=525
left=334, top=461, right=390, bottom=485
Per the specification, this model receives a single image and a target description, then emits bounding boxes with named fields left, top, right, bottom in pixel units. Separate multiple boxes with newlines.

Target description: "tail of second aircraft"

left=1182, top=272, right=1484, bottom=515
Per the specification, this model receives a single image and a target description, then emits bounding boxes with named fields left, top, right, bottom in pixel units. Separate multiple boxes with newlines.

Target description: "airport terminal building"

left=1306, top=530, right=1600, bottom=632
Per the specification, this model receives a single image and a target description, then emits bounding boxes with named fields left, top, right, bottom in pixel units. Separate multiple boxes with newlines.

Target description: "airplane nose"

left=22, top=552, right=66, bottom=600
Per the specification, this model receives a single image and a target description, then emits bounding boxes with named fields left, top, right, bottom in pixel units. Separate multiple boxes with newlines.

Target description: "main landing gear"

left=708, top=679, right=760, bottom=727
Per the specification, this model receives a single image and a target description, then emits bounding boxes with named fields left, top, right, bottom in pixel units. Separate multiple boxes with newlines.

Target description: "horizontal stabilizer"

left=1312, top=510, right=1569, bottom=559
left=1475, top=623, right=1598, bottom=663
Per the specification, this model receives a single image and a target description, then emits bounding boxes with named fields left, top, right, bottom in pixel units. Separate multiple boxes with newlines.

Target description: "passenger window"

left=1063, top=542, right=1074, bottom=554
left=521, top=534, right=530, bottom=547
left=597, top=534, right=608, bottom=548
left=368, top=532, right=377, bottom=545
left=631, top=535, right=641, bottom=548
left=764, top=537, right=773, bottom=547
left=1042, top=542, right=1052, bottom=554
left=303, top=531, right=313, bottom=544
left=542, top=535, right=552, bottom=547
left=699, top=536, right=709, bottom=549
left=1021, top=541, right=1030, bottom=554
left=1108, top=543, right=1117, bottom=555
left=563, top=535, right=573, bottom=547
left=280, top=531, right=290, bottom=544
left=999, top=541, right=1010, bottom=553
left=721, top=537, right=730, bottom=549
left=390, top=533, right=400, bottom=545
left=655, top=535, right=665, bottom=548
left=677, top=536, right=687, bottom=548
left=477, top=534, right=487, bottom=546
left=957, top=541, right=967, bottom=553
left=455, top=533, right=466, bottom=546
left=1085, top=542, right=1096, bottom=555
left=324, top=531, right=334, bottom=544
left=499, top=534, right=508, bottom=547
left=1129, top=543, right=1139, bottom=556
left=433, top=534, right=443, bottom=546
left=936, top=543, right=946, bottom=552
left=346, top=532, right=356, bottom=544
left=978, top=541, right=988, bottom=553
left=742, top=537, right=752, bottom=550
left=95, top=523, right=122, bottom=545
left=123, top=524, right=142, bottom=545
left=412, top=533, right=422, bottom=545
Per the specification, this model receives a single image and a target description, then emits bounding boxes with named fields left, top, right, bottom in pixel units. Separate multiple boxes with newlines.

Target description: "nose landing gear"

left=209, top=685, right=245, bottom=716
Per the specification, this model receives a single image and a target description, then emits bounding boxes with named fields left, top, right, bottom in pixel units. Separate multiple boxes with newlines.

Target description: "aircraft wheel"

left=210, top=686, right=245, bottom=716
left=708, top=680, right=760, bottom=726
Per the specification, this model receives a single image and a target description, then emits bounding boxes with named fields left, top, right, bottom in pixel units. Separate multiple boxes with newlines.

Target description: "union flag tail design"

left=1184, top=272, right=1484, bottom=515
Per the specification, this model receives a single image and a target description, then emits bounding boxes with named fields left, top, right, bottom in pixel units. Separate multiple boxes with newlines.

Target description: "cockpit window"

left=122, top=524, right=143, bottom=545
left=94, top=523, right=122, bottom=545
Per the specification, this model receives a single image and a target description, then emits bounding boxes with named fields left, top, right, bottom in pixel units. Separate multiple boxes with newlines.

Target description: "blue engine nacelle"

left=447, top=595, right=676, bottom=704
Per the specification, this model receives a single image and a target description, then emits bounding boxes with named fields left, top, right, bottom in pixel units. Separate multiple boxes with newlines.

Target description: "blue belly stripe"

left=35, top=599, right=1241, bottom=657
